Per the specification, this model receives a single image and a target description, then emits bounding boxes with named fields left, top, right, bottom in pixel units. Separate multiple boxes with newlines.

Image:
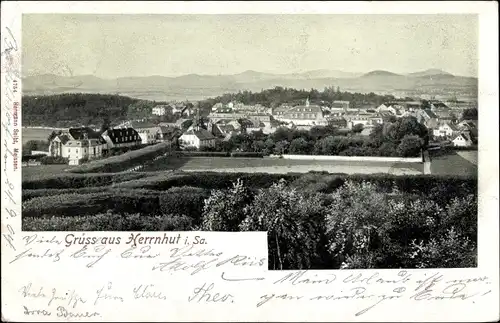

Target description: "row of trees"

left=201, top=116, right=428, bottom=157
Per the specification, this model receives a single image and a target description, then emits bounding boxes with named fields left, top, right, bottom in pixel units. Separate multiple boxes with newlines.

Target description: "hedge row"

left=289, top=173, right=477, bottom=200
left=23, top=213, right=194, bottom=231
left=178, top=151, right=230, bottom=157
left=22, top=172, right=149, bottom=189
left=116, top=171, right=476, bottom=199
left=23, top=170, right=477, bottom=201
left=22, top=186, right=210, bottom=224
left=116, top=172, right=304, bottom=190
left=70, top=142, right=172, bottom=173
left=23, top=187, right=108, bottom=201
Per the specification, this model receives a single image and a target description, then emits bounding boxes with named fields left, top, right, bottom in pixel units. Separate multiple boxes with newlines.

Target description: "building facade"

left=452, top=133, right=473, bottom=147
left=272, top=99, right=328, bottom=126
left=152, top=105, right=168, bottom=116
left=49, top=127, right=107, bottom=165
left=101, top=128, right=142, bottom=149
left=179, top=128, right=216, bottom=149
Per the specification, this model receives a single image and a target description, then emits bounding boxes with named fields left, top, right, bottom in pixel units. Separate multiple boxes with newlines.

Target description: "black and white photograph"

left=21, top=14, right=478, bottom=270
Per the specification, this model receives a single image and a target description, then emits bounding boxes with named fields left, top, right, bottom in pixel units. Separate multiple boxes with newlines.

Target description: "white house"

left=49, top=127, right=107, bottom=165
left=376, top=104, right=397, bottom=115
left=433, top=123, right=459, bottom=138
left=452, top=133, right=473, bottom=147
left=272, top=99, right=328, bottom=126
left=179, top=128, right=216, bottom=149
left=152, top=105, right=168, bottom=116
left=138, top=131, right=157, bottom=145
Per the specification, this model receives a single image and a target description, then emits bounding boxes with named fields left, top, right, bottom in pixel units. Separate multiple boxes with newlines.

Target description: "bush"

left=22, top=187, right=108, bottom=201
left=288, top=173, right=476, bottom=200
left=240, top=179, right=327, bottom=270
left=201, top=179, right=251, bottom=231
left=323, top=180, right=477, bottom=269
left=22, top=191, right=162, bottom=218
left=159, top=186, right=209, bottom=225
left=22, top=172, right=149, bottom=189
left=407, top=227, right=476, bottom=268
left=397, top=135, right=423, bottom=157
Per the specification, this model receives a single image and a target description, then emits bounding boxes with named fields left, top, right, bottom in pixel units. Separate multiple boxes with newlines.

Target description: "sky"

left=22, top=14, right=478, bottom=78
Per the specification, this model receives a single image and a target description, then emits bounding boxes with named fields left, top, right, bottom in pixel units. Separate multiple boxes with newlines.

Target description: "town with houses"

left=27, top=96, right=477, bottom=166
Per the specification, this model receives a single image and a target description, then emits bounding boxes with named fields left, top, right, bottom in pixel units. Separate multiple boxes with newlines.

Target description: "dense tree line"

left=200, top=116, right=428, bottom=157
left=22, top=93, right=175, bottom=127
left=198, top=86, right=396, bottom=114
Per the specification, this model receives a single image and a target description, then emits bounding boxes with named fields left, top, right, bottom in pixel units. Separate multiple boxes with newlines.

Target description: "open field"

left=22, top=127, right=61, bottom=144
left=456, top=150, right=478, bottom=165
left=430, top=151, right=478, bottom=176
left=141, top=156, right=424, bottom=175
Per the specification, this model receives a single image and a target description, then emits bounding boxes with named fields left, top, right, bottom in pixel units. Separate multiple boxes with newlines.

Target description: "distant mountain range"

left=22, top=69, right=477, bottom=101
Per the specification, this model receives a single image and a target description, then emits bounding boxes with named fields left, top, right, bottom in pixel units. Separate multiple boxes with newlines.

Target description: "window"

left=76, top=149, right=79, bottom=153
left=68, top=148, right=71, bottom=153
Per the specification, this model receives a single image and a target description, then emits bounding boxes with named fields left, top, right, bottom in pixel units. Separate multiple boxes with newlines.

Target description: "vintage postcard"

left=1, top=1, right=499, bottom=321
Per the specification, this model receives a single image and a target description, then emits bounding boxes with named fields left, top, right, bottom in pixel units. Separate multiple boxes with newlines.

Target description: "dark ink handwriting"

left=188, top=282, right=234, bottom=303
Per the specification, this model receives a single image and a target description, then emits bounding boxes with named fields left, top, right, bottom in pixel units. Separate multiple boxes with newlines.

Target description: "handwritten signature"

left=1, top=27, right=18, bottom=57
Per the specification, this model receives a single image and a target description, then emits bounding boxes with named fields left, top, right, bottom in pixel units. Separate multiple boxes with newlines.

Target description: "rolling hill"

left=22, top=69, right=477, bottom=101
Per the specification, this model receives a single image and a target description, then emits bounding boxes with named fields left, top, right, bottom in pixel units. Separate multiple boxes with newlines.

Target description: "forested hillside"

left=22, top=93, right=174, bottom=128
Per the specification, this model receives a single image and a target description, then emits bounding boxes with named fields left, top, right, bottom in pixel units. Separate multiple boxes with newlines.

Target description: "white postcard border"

left=2, top=2, right=499, bottom=322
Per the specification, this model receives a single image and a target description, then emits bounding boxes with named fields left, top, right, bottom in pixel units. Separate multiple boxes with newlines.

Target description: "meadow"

left=139, top=156, right=424, bottom=175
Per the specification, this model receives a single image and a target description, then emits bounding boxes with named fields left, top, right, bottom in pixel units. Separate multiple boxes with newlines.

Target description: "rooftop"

left=184, top=128, right=216, bottom=141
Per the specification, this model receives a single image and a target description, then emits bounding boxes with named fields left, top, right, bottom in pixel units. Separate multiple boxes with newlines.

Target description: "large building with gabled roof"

left=48, top=127, right=107, bottom=165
